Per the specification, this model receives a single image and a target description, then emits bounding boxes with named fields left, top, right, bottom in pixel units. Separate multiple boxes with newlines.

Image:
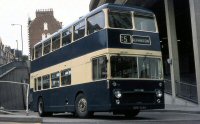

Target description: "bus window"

left=74, top=20, right=85, bottom=41
left=43, top=39, right=51, bottom=55
left=51, top=72, right=60, bottom=88
left=109, top=11, right=132, bottom=29
left=134, top=14, right=156, bottom=32
left=34, top=78, right=37, bottom=91
left=92, top=56, right=107, bottom=80
left=52, top=34, right=60, bottom=51
left=87, top=11, right=105, bottom=34
left=138, top=57, right=162, bottom=79
left=31, top=48, right=35, bottom=60
left=35, top=44, right=42, bottom=59
left=61, top=69, right=71, bottom=86
left=37, top=77, right=42, bottom=90
left=62, top=28, right=72, bottom=46
left=42, top=75, right=50, bottom=89
left=111, top=56, right=138, bottom=78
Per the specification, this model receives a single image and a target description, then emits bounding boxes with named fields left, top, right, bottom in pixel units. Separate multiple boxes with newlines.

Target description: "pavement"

left=1, top=94, right=200, bottom=123
left=0, top=109, right=42, bottom=123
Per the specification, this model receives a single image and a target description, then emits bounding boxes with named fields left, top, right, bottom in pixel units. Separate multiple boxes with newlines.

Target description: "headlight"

left=114, top=90, right=122, bottom=99
left=156, top=90, right=163, bottom=98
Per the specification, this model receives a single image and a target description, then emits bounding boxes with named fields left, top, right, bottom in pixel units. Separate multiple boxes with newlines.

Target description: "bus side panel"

left=31, top=29, right=108, bottom=73
left=31, top=80, right=111, bottom=113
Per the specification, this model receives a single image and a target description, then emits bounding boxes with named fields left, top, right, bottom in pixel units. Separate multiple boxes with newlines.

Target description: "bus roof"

left=34, top=3, right=154, bottom=47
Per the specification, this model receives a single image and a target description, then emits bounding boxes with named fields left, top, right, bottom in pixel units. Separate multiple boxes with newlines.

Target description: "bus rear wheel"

left=75, top=93, right=92, bottom=118
left=38, top=98, right=52, bottom=117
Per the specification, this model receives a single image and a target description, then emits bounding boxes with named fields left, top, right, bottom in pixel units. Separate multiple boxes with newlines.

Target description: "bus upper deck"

left=31, top=4, right=160, bottom=73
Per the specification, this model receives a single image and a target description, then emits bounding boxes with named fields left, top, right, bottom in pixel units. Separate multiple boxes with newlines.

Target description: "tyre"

left=75, top=93, right=92, bottom=118
left=124, top=110, right=140, bottom=118
left=38, top=98, right=52, bottom=117
left=38, top=98, right=45, bottom=117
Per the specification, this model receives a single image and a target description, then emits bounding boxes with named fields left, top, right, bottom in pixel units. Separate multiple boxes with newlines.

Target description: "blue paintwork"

left=31, top=4, right=164, bottom=113
left=31, top=80, right=164, bottom=112
left=107, top=29, right=161, bottom=51
left=31, top=29, right=160, bottom=73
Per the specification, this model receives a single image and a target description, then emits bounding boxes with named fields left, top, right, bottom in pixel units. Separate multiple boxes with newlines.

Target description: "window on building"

left=42, top=33, right=46, bottom=40
left=44, top=22, right=48, bottom=31
left=35, top=44, right=42, bottom=59
left=51, top=72, right=60, bottom=88
left=87, top=11, right=105, bottom=35
left=43, top=39, right=51, bottom=55
left=62, top=28, right=72, bottom=46
left=61, top=69, right=71, bottom=86
left=37, top=77, right=42, bottom=90
left=74, top=20, right=85, bottom=41
left=52, top=34, right=60, bottom=51
left=47, top=33, right=51, bottom=38
left=92, top=56, right=107, bottom=80
left=42, top=75, right=50, bottom=89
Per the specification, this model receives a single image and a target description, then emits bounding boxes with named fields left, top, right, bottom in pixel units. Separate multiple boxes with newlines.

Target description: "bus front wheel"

left=75, top=93, right=92, bottom=118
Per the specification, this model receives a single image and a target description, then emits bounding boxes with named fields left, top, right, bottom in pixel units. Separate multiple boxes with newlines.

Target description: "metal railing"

left=0, top=81, right=29, bottom=116
left=164, top=79, right=198, bottom=103
left=175, top=81, right=198, bottom=103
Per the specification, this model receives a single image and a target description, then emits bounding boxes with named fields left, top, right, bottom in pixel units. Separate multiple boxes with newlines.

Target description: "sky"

left=0, top=0, right=91, bottom=55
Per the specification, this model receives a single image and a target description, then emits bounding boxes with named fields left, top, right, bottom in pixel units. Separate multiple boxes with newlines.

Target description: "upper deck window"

left=43, top=39, right=51, bottom=55
left=134, top=14, right=156, bottom=32
left=62, top=28, right=72, bottom=46
left=87, top=11, right=105, bottom=34
left=74, top=20, right=85, bottom=41
left=52, top=34, right=60, bottom=51
left=35, top=44, right=42, bottom=59
left=109, top=11, right=132, bottom=29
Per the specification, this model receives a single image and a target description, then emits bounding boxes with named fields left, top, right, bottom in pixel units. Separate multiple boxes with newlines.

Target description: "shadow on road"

left=51, top=113, right=155, bottom=121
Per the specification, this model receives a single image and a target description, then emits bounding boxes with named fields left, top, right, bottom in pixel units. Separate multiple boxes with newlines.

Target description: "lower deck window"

left=51, top=72, right=60, bottom=88
left=111, top=56, right=138, bottom=78
left=111, top=56, right=162, bottom=79
left=61, top=69, right=71, bottom=86
left=92, top=56, right=107, bottom=80
left=37, top=77, right=42, bottom=90
left=42, top=75, right=50, bottom=89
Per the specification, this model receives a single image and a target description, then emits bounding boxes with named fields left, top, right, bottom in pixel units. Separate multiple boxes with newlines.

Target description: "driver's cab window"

left=92, top=56, right=107, bottom=80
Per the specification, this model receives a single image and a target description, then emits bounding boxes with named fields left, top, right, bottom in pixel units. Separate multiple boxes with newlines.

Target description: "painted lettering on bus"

left=120, top=34, right=151, bottom=45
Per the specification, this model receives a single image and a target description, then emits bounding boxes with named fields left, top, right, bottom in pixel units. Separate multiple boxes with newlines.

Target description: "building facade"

left=28, top=9, right=62, bottom=57
left=0, top=38, right=15, bottom=66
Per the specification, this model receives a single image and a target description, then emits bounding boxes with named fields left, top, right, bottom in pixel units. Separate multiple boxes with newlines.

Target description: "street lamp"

left=11, top=24, right=23, bottom=56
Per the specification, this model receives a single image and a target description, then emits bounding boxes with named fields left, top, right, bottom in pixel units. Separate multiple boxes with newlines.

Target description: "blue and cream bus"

left=30, top=4, right=164, bottom=118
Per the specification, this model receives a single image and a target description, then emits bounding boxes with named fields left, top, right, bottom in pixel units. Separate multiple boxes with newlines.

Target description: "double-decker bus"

left=30, top=4, right=164, bottom=118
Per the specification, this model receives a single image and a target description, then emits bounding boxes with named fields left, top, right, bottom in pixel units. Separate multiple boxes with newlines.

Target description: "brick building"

left=28, top=9, right=62, bottom=57
left=0, top=38, right=15, bottom=65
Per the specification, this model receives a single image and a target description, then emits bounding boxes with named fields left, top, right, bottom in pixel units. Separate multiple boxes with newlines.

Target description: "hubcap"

left=78, top=98, right=87, bottom=112
left=39, top=101, right=42, bottom=114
